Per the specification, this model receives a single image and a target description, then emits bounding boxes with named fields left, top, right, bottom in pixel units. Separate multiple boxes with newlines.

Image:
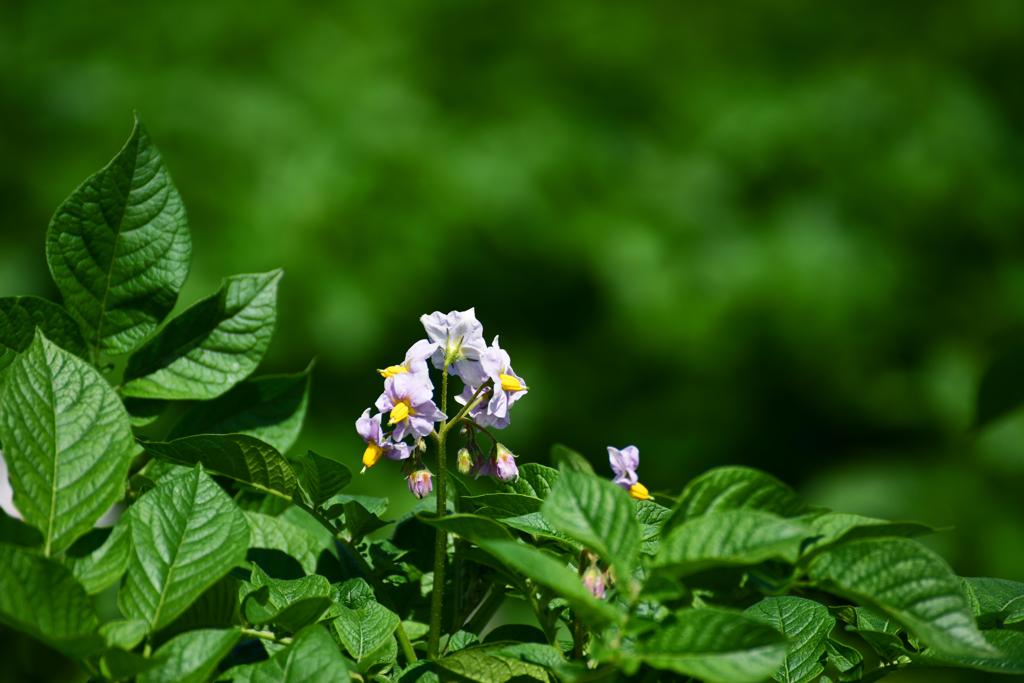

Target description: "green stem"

left=240, top=627, right=293, bottom=646
left=293, top=498, right=418, bottom=664
left=427, top=364, right=450, bottom=658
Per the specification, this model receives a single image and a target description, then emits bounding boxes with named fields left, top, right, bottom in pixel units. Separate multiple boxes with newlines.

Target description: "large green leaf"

left=119, top=466, right=250, bottom=632
left=745, top=597, right=835, bottom=683
left=962, top=577, right=1024, bottom=627
left=139, top=628, right=241, bottom=683
left=437, top=644, right=550, bottom=682
left=666, top=466, right=806, bottom=534
left=45, top=117, right=191, bottom=355
left=550, top=444, right=594, bottom=474
left=806, top=538, right=996, bottom=658
left=917, top=630, right=1024, bottom=675
left=801, top=511, right=935, bottom=552
left=292, top=450, right=352, bottom=507
left=0, top=332, right=137, bottom=555
left=331, top=578, right=400, bottom=661
left=0, top=544, right=102, bottom=656
left=465, top=493, right=542, bottom=517
left=121, top=270, right=282, bottom=400
left=221, top=624, right=351, bottom=682
left=0, top=296, right=88, bottom=373
left=142, top=433, right=297, bottom=500
left=636, top=499, right=671, bottom=554
left=475, top=539, right=622, bottom=627
left=67, top=516, right=131, bottom=594
left=541, top=470, right=640, bottom=578
left=636, top=608, right=788, bottom=683
left=655, top=510, right=810, bottom=576
left=418, top=512, right=516, bottom=543
left=242, top=566, right=333, bottom=633
left=169, top=364, right=312, bottom=453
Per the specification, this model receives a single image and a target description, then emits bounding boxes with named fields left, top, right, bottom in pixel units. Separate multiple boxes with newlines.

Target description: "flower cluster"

left=356, top=308, right=529, bottom=496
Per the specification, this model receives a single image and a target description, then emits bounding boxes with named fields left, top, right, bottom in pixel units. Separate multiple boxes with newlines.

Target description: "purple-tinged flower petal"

left=385, top=440, right=411, bottom=461
left=420, top=308, right=486, bottom=379
left=407, top=469, right=433, bottom=499
left=582, top=564, right=606, bottom=599
left=608, top=445, right=640, bottom=487
left=357, top=409, right=384, bottom=446
left=494, top=444, right=519, bottom=482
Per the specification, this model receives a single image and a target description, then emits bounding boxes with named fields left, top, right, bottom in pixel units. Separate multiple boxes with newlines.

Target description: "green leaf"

left=636, top=607, right=788, bottom=683
left=170, top=364, right=313, bottom=453
left=45, top=117, right=191, bottom=355
left=119, top=465, right=251, bottom=632
left=223, top=624, right=351, bottom=682
left=655, top=509, right=810, bottom=576
left=917, top=630, right=1024, bottom=675
left=67, top=516, right=131, bottom=594
left=342, top=498, right=392, bottom=542
left=541, top=470, right=641, bottom=578
left=0, top=331, right=137, bottom=555
left=246, top=511, right=333, bottom=576
left=292, top=450, right=352, bottom=507
left=142, top=433, right=298, bottom=500
left=0, top=544, right=102, bottom=656
left=465, top=493, right=542, bottom=517
left=331, top=578, right=400, bottom=661
left=550, top=443, right=594, bottom=474
left=962, top=577, right=1024, bottom=627
left=124, top=397, right=168, bottom=428
left=801, top=511, right=935, bottom=552
left=242, top=566, right=333, bottom=633
left=825, top=639, right=863, bottom=681
left=806, top=538, right=995, bottom=658
left=636, top=499, right=671, bottom=554
left=745, top=597, right=835, bottom=683
left=417, top=512, right=515, bottom=543
left=489, top=511, right=578, bottom=546
left=0, top=296, right=88, bottom=374
left=437, top=644, right=550, bottom=682
left=666, top=466, right=806, bottom=534
left=99, top=619, right=149, bottom=650
left=121, top=270, right=282, bottom=400
left=975, top=346, right=1024, bottom=428
left=139, top=628, right=241, bottom=683
left=0, top=511, right=43, bottom=548
left=475, top=539, right=622, bottom=627
left=501, top=463, right=559, bottom=498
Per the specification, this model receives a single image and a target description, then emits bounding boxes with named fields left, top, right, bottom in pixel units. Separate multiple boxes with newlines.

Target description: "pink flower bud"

left=407, top=469, right=433, bottom=499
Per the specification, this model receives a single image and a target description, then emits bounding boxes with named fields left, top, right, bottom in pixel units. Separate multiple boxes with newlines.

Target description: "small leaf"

left=417, top=512, right=515, bottom=543
left=665, top=466, right=806, bottom=534
left=223, top=624, right=351, bottom=682
left=825, top=639, right=863, bottom=680
left=331, top=578, right=400, bottom=661
left=465, top=493, right=542, bottom=517
left=655, top=510, right=811, bottom=576
left=636, top=607, right=788, bottom=683
left=143, top=433, right=298, bottom=500
left=0, top=544, right=102, bottom=656
left=0, top=296, right=87, bottom=373
left=490, top=511, right=578, bottom=547
left=501, top=463, right=559, bottom=498
left=801, top=511, right=935, bottom=552
left=119, top=465, right=251, bottom=633
left=745, top=597, right=835, bottom=683
left=550, top=443, right=594, bottom=474
left=241, top=566, right=333, bottom=633
left=45, top=116, right=192, bottom=355
left=0, top=331, right=137, bottom=555
left=806, top=538, right=995, bottom=658
left=121, top=270, right=282, bottom=400
left=246, top=511, right=334, bottom=576
left=99, top=619, right=149, bottom=650
left=292, top=450, right=352, bottom=507
left=170, top=364, right=313, bottom=453
left=343, top=499, right=391, bottom=542
left=67, top=515, right=131, bottom=594
left=139, top=628, right=241, bottom=683
left=962, top=577, right=1024, bottom=627
left=541, top=470, right=641, bottom=578
left=475, top=539, right=622, bottom=627
left=437, top=644, right=550, bottom=682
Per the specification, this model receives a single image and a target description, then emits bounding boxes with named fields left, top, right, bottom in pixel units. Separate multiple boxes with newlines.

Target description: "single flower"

left=356, top=409, right=411, bottom=471
left=375, top=373, right=446, bottom=441
left=378, top=339, right=439, bottom=379
left=407, top=469, right=433, bottom=499
left=420, top=308, right=487, bottom=382
left=456, top=336, right=528, bottom=429
left=494, top=443, right=519, bottom=482
left=608, top=445, right=639, bottom=488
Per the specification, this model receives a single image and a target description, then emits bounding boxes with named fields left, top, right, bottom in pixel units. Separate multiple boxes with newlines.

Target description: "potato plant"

left=0, top=118, right=1022, bottom=682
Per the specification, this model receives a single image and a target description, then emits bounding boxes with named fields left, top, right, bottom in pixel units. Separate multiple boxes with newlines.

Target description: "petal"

left=420, top=312, right=449, bottom=345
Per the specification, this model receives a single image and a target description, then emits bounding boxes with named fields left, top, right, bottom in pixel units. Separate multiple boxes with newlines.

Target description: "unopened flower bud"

left=407, top=469, right=433, bottom=499
left=457, top=448, right=473, bottom=475
left=494, top=443, right=519, bottom=482
left=582, top=564, right=606, bottom=599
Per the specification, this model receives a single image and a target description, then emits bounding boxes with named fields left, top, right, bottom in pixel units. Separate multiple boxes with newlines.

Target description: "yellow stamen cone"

left=499, top=373, right=526, bottom=392
left=362, top=442, right=384, bottom=470
left=629, top=482, right=653, bottom=501
left=378, top=365, right=409, bottom=378
left=389, top=401, right=411, bottom=425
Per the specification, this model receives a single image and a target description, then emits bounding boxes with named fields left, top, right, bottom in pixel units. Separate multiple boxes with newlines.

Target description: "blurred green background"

left=2, top=0, right=1024, bottom=680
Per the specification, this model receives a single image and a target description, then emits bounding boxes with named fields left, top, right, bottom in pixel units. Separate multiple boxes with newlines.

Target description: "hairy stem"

left=427, top=363, right=451, bottom=658
left=240, top=627, right=293, bottom=646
